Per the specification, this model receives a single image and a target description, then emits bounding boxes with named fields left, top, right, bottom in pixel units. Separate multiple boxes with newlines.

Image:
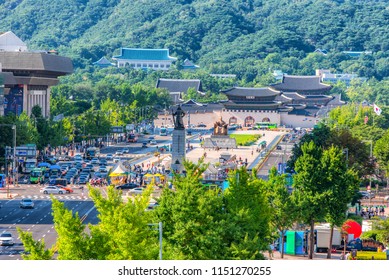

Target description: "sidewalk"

left=269, top=250, right=338, bottom=260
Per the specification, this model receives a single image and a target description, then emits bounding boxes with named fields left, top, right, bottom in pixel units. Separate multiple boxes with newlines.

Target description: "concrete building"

left=112, top=48, right=177, bottom=71
left=0, top=32, right=73, bottom=117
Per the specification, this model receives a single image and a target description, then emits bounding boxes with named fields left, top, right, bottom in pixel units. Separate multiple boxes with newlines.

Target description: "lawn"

left=229, top=134, right=260, bottom=146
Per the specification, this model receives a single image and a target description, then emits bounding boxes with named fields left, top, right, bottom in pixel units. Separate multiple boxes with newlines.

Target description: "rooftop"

left=113, top=48, right=177, bottom=61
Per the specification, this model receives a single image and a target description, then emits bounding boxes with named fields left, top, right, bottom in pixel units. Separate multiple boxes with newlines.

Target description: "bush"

left=355, top=251, right=386, bottom=260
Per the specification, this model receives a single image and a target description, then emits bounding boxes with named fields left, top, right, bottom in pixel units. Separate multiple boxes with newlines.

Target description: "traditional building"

left=112, top=48, right=177, bottom=70
left=0, top=32, right=73, bottom=117
left=220, top=75, right=344, bottom=128
left=156, top=78, right=204, bottom=104
left=181, top=59, right=200, bottom=70
left=92, top=56, right=115, bottom=68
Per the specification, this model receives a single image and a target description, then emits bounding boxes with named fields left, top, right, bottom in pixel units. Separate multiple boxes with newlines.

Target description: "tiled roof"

left=0, top=72, right=17, bottom=84
left=156, top=78, right=202, bottom=94
left=93, top=56, right=114, bottom=66
left=271, top=75, right=332, bottom=92
left=113, top=48, right=177, bottom=61
left=182, top=59, right=199, bottom=69
left=0, top=51, right=73, bottom=74
left=282, top=92, right=306, bottom=99
left=326, top=94, right=346, bottom=106
left=221, top=87, right=281, bottom=97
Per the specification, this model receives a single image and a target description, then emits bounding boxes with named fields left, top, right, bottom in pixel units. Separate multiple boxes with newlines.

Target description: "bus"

left=85, top=147, right=100, bottom=160
left=160, top=127, right=167, bottom=136
left=255, top=122, right=278, bottom=129
left=30, top=168, right=44, bottom=184
left=24, top=159, right=37, bottom=174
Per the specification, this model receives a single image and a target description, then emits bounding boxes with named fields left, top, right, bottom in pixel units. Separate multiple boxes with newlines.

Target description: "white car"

left=0, top=232, right=14, bottom=246
left=149, top=140, right=157, bottom=145
left=128, top=187, right=144, bottom=195
left=40, top=185, right=66, bottom=194
left=122, top=148, right=129, bottom=154
left=20, top=198, right=35, bottom=209
left=115, top=150, right=124, bottom=155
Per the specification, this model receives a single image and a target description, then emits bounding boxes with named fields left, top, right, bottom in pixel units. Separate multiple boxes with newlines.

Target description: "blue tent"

left=38, top=162, right=51, bottom=168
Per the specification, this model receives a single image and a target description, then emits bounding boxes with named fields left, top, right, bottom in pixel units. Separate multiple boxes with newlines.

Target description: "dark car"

left=141, top=142, right=148, bottom=148
left=115, top=183, right=139, bottom=190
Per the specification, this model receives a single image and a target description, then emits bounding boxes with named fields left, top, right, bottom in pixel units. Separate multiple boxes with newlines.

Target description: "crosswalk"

left=19, top=195, right=90, bottom=200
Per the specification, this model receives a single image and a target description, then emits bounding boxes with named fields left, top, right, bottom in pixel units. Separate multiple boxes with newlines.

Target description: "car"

left=61, top=186, right=74, bottom=193
left=141, top=142, right=148, bottom=148
left=0, top=232, right=14, bottom=246
left=115, top=183, right=140, bottom=190
left=91, top=158, right=99, bottom=165
left=359, top=191, right=375, bottom=199
left=197, top=123, right=207, bottom=128
left=78, top=177, right=89, bottom=184
left=40, top=185, right=66, bottom=194
left=149, top=140, right=157, bottom=145
left=99, top=166, right=108, bottom=173
left=99, top=159, right=107, bottom=165
left=20, top=198, right=34, bottom=209
left=276, top=145, right=282, bottom=150
left=106, top=154, right=113, bottom=161
left=115, top=150, right=124, bottom=155
left=128, top=187, right=144, bottom=195
left=122, top=148, right=129, bottom=154
left=113, top=157, right=120, bottom=163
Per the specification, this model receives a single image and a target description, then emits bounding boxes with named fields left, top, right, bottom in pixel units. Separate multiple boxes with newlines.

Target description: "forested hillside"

left=0, top=0, right=388, bottom=80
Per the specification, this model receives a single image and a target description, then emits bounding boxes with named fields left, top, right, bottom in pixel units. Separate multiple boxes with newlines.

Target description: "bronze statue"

left=172, top=105, right=185, bottom=130
left=213, top=116, right=228, bottom=135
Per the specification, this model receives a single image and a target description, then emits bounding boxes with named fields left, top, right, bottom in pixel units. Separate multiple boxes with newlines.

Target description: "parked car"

left=91, top=158, right=99, bottom=165
left=113, top=157, right=120, bottom=163
left=0, top=232, right=14, bottom=246
left=149, top=140, right=157, bottom=145
left=115, top=183, right=140, bottom=190
left=106, top=154, right=113, bottom=161
left=20, top=198, right=34, bottom=209
left=40, top=186, right=66, bottom=194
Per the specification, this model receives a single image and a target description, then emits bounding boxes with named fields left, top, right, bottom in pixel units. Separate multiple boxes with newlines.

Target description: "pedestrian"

left=345, top=251, right=351, bottom=260
left=340, top=252, right=346, bottom=260
left=385, top=246, right=389, bottom=260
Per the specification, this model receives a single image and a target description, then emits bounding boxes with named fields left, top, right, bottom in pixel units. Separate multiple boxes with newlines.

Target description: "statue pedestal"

left=203, top=135, right=237, bottom=149
left=171, top=129, right=186, bottom=172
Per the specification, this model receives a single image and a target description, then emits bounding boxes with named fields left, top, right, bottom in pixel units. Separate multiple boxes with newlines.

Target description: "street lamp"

left=148, top=222, right=163, bottom=260
left=362, top=140, right=373, bottom=206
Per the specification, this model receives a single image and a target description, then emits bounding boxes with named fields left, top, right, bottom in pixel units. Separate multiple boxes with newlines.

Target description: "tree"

left=17, top=228, right=54, bottom=260
left=224, top=167, right=271, bottom=259
left=18, top=186, right=158, bottom=260
left=374, top=130, right=389, bottom=188
left=265, top=167, right=296, bottom=259
left=292, top=141, right=328, bottom=259
left=154, top=160, right=227, bottom=259
left=322, top=146, right=359, bottom=259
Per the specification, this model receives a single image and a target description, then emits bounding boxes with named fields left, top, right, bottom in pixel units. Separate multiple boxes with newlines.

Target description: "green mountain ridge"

left=0, top=0, right=388, bottom=79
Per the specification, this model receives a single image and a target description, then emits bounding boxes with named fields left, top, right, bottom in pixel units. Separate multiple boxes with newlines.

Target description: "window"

left=154, top=64, right=159, bottom=68
left=142, top=64, right=147, bottom=67
left=166, top=64, right=170, bottom=68
left=160, top=64, right=165, bottom=68
left=131, top=64, right=135, bottom=67
left=137, top=64, right=141, bottom=67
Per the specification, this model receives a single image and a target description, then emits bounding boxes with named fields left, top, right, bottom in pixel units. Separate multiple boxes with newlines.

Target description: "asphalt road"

left=0, top=199, right=98, bottom=260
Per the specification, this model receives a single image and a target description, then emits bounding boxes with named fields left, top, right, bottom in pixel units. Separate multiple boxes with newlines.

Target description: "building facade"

left=112, top=48, right=177, bottom=71
left=0, top=32, right=73, bottom=117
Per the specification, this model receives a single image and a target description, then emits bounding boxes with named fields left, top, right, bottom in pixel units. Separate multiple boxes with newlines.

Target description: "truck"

left=345, top=238, right=384, bottom=252
left=314, top=225, right=342, bottom=253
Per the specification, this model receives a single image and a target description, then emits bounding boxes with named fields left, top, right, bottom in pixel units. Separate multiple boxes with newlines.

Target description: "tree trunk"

left=309, top=219, right=314, bottom=259
left=327, top=226, right=334, bottom=259
left=281, top=230, right=285, bottom=259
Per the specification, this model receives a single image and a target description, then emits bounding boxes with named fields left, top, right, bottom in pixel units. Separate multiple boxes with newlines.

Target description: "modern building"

left=156, top=78, right=204, bottom=104
left=112, top=48, right=177, bottom=70
left=316, top=69, right=366, bottom=86
left=0, top=32, right=73, bottom=117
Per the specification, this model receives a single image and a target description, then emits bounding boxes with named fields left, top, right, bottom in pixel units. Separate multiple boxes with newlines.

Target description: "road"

left=0, top=199, right=98, bottom=260
left=256, top=140, right=294, bottom=178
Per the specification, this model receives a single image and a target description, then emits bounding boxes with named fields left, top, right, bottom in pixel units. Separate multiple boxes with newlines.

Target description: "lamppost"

left=148, top=222, right=163, bottom=260
left=0, top=124, right=16, bottom=197
left=362, top=140, right=373, bottom=206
